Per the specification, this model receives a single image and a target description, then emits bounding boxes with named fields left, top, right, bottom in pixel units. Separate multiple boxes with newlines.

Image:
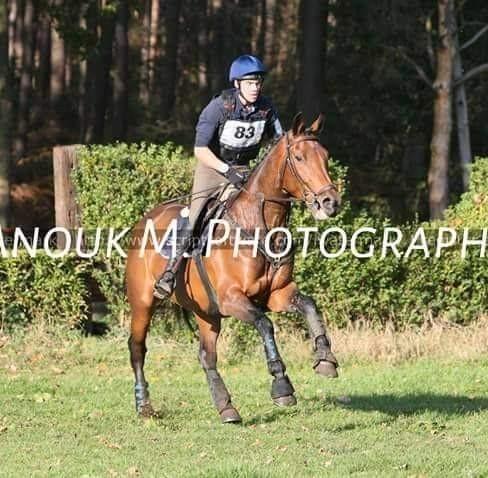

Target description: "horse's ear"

left=309, top=113, right=325, bottom=136
left=292, top=112, right=306, bottom=136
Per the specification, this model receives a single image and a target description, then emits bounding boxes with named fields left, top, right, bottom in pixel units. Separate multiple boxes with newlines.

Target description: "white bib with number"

left=219, top=119, right=266, bottom=149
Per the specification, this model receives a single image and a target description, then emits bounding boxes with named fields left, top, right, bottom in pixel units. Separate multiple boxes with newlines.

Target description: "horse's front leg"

left=195, top=314, right=242, bottom=424
left=268, top=282, right=339, bottom=378
left=221, top=292, right=296, bottom=407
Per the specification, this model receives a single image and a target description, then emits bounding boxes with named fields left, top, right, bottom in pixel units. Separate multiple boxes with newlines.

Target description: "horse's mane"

left=246, top=134, right=285, bottom=184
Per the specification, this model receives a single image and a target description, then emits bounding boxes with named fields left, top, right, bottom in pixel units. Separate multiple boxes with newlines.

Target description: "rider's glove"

left=223, top=166, right=246, bottom=187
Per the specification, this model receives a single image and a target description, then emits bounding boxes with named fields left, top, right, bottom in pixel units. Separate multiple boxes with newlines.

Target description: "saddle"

left=159, top=184, right=237, bottom=316
left=194, top=183, right=246, bottom=312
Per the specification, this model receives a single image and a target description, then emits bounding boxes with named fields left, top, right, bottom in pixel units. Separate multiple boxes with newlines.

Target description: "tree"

left=297, top=0, right=328, bottom=124
left=50, top=0, right=65, bottom=113
left=428, top=0, right=454, bottom=220
left=453, top=19, right=488, bottom=190
left=14, top=0, right=36, bottom=160
left=113, top=0, right=129, bottom=139
left=0, top=0, right=12, bottom=227
left=394, top=0, right=488, bottom=218
left=83, top=2, right=115, bottom=143
left=139, top=0, right=152, bottom=107
left=160, top=0, right=182, bottom=120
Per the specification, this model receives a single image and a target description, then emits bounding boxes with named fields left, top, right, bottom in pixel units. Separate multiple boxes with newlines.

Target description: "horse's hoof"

left=220, top=407, right=242, bottom=424
left=314, top=360, right=339, bottom=378
left=273, top=394, right=297, bottom=407
left=138, top=403, right=157, bottom=418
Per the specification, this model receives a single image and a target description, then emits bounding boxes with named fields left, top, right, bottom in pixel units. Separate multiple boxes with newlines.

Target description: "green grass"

left=1, top=332, right=488, bottom=477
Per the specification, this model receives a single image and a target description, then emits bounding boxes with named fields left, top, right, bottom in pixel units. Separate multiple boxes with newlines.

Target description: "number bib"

left=219, top=119, right=266, bottom=150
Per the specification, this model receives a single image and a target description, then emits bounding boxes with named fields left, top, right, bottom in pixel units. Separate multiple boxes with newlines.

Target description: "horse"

left=126, top=112, right=341, bottom=423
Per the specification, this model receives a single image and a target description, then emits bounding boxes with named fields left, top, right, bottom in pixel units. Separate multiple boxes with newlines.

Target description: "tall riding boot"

left=154, top=227, right=193, bottom=299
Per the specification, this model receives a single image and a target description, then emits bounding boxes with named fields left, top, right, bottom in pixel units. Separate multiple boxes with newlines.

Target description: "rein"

left=227, top=132, right=337, bottom=246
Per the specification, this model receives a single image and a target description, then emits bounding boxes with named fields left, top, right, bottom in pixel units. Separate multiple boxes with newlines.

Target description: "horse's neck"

left=229, top=142, right=290, bottom=229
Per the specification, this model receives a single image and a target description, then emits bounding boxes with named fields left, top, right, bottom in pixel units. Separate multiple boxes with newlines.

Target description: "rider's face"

left=237, top=78, right=263, bottom=104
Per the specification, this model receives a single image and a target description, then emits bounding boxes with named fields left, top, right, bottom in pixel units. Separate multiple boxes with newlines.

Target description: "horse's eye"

left=295, top=155, right=303, bottom=161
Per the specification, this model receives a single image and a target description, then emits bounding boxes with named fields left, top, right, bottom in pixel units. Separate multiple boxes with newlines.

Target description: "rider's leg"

left=153, top=225, right=193, bottom=298
left=154, top=162, right=226, bottom=298
left=188, top=161, right=228, bottom=228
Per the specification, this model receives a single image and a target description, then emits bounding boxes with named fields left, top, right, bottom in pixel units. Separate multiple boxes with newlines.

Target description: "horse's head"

left=280, top=113, right=341, bottom=219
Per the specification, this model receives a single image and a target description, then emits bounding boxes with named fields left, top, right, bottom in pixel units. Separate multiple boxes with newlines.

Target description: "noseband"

left=278, top=133, right=337, bottom=207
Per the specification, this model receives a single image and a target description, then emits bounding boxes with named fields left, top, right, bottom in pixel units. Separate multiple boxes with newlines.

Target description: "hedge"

left=292, top=158, right=488, bottom=326
left=72, top=144, right=486, bottom=329
left=0, top=252, right=90, bottom=332
left=2, top=143, right=486, bottom=332
left=71, top=142, right=195, bottom=326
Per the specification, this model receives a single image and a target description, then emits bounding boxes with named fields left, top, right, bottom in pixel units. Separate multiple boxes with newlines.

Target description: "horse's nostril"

left=321, top=196, right=333, bottom=207
left=320, top=197, right=340, bottom=212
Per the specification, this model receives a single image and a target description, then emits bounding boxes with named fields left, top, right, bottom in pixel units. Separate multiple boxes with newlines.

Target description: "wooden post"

left=53, top=145, right=81, bottom=249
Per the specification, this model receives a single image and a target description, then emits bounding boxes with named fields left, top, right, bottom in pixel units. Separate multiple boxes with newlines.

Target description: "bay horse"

left=126, top=113, right=341, bottom=423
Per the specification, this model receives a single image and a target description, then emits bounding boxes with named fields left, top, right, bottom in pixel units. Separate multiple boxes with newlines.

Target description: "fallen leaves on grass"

left=98, top=435, right=122, bottom=450
left=34, top=392, right=52, bottom=403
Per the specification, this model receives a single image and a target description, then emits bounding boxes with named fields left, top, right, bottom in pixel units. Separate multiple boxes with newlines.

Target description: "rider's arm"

left=194, top=146, right=229, bottom=173
left=194, top=96, right=229, bottom=174
left=268, top=110, right=284, bottom=140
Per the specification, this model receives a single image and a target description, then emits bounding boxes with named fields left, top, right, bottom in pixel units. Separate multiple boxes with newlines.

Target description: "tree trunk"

left=92, top=7, right=115, bottom=142
left=80, top=1, right=97, bottom=143
left=264, top=0, right=276, bottom=65
left=7, top=0, right=15, bottom=62
left=197, top=0, right=209, bottom=104
left=37, top=12, right=50, bottom=102
left=255, top=0, right=266, bottom=59
left=160, top=0, right=182, bottom=120
left=428, top=0, right=454, bottom=220
left=14, top=0, right=36, bottom=160
left=453, top=20, right=472, bottom=191
left=50, top=2, right=65, bottom=114
left=10, top=0, right=23, bottom=68
left=112, top=0, right=129, bottom=140
left=139, top=0, right=151, bottom=107
left=1, top=1, right=12, bottom=227
left=148, top=0, right=160, bottom=100
left=297, top=0, right=328, bottom=124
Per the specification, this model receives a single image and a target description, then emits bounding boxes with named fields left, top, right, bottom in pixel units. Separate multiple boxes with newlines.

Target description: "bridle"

left=277, top=132, right=338, bottom=207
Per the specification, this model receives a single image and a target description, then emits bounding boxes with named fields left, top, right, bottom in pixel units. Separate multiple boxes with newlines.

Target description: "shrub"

left=73, top=142, right=194, bottom=326
left=72, top=142, right=487, bottom=336
left=0, top=253, right=90, bottom=332
left=445, top=156, right=488, bottom=228
left=291, top=158, right=488, bottom=327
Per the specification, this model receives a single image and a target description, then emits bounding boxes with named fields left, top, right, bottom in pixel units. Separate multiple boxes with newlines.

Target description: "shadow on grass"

left=322, top=393, right=488, bottom=417
left=245, top=406, right=300, bottom=426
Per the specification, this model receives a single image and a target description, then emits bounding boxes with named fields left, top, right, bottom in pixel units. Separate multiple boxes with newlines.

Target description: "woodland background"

left=0, top=0, right=487, bottom=230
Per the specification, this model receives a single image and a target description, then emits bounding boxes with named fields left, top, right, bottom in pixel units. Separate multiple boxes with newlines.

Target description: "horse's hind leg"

left=220, top=293, right=296, bottom=407
left=268, top=282, right=339, bottom=378
left=196, top=315, right=242, bottom=424
left=128, top=302, right=156, bottom=417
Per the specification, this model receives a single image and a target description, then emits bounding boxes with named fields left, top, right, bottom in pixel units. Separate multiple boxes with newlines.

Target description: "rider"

left=154, top=54, right=284, bottom=298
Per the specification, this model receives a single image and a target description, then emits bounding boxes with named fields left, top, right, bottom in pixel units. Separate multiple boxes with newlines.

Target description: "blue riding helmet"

left=229, top=55, right=267, bottom=82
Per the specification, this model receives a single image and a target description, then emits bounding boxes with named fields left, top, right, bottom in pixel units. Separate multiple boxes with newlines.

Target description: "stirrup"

left=153, top=271, right=175, bottom=299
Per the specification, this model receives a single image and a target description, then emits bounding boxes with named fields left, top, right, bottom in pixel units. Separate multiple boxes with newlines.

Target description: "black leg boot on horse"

left=290, top=292, right=339, bottom=377
left=153, top=227, right=193, bottom=299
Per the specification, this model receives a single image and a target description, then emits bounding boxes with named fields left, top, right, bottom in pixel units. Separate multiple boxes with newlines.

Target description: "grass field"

left=1, top=324, right=488, bottom=477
